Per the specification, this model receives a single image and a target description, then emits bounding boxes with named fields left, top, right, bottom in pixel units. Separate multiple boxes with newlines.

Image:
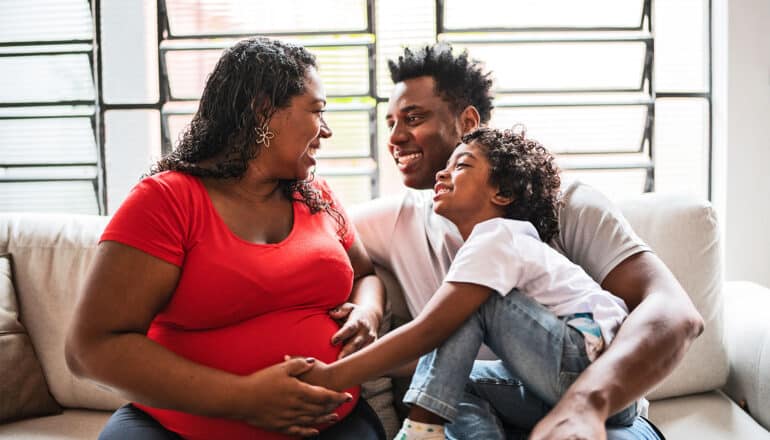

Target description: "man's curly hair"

left=150, top=37, right=345, bottom=232
left=462, top=127, right=562, bottom=242
left=388, top=43, right=494, bottom=124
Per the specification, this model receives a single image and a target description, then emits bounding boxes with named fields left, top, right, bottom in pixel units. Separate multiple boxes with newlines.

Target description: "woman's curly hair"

left=388, top=43, right=494, bottom=124
left=150, top=37, right=345, bottom=232
left=462, top=127, right=562, bottom=242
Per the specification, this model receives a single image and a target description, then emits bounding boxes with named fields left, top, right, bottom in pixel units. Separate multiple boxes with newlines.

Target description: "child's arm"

left=303, top=281, right=494, bottom=391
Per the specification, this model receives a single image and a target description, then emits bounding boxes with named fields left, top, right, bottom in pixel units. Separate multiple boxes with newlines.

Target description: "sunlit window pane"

left=104, top=110, right=162, bottom=214
left=0, top=0, right=92, bottom=42
left=165, top=0, right=368, bottom=36
left=323, top=175, right=373, bottom=206
left=164, top=106, right=373, bottom=158
left=313, top=46, right=371, bottom=96
left=443, top=0, right=644, bottom=30
left=562, top=169, right=647, bottom=201
left=164, top=45, right=370, bottom=99
left=317, top=156, right=376, bottom=205
left=320, top=110, right=372, bottom=157
left=375, top=0, right=436, bottom=99
left=654, top=0, right=709, bottom=92
left=0, top=118, right=97, bottom=165
left=0, top=181, right=98, bottom=214
left=101, top=0, right=160, bottom=104
left=0, top=166, right=97, bottom=180
left=491, top=104, right=647, bottom=154
left=166, top=113, right=192, bottom=148
left=0, top=54, right=95, bottom=103
left=654, top=98, right=709, bottom=198
left=376, top=102, right=406, bottom=197
left=315, top=157, right=376, bottom=175
left=450, top=40, right=647, bottom=92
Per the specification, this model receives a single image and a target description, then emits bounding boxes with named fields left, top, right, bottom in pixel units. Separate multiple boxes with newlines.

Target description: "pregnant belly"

left=136, top=309, right=360, bottom=440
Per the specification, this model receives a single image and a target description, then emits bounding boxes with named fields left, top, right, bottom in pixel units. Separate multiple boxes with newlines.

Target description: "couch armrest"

left=722, top=280, right=770, bottom=431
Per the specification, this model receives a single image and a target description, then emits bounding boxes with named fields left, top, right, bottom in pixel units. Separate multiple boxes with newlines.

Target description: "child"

left=299, top=127, right=638, bottom=439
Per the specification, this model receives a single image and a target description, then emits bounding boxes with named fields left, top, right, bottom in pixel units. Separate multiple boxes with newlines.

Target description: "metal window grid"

left=0, top=0, right=106, bottom=213
left=0, top=0, right=714, bottom=214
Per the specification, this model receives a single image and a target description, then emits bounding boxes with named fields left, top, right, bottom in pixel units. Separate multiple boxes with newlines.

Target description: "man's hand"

left=329, top=302, right=380, bottom=359
left=529, top=394, right=607, bottom=440
left=236, top=357, right=350, bottom=437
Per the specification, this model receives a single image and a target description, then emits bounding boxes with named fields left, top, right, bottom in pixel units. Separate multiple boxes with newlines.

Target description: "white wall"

left=723, top=0, right=770, bottom=287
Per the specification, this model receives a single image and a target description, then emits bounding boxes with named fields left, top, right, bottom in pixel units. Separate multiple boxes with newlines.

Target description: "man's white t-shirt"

left=445, top=217, right=628, bottom=357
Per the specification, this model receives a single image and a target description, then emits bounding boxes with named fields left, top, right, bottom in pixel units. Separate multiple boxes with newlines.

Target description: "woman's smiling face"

left=262, top=67, right=332, bottom=181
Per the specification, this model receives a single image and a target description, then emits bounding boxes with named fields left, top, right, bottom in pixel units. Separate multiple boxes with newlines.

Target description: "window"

left=158, top=0, right=713, bottom=204
left=0, top=0, right=103, bottom=214
left=159, top=0, right=378, bottom=206
left=1, top=0, right=712, bottom=213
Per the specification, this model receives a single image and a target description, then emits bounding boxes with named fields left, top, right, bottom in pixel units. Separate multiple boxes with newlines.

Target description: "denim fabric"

left=99, top=405, right=182, bottom=440
left=443, top=361, right=658, bottom=440
left=404, top=290, right=642, bottom=436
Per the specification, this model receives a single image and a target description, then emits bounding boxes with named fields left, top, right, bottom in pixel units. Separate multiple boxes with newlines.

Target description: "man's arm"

left=530, top=251, right=704, bottom=440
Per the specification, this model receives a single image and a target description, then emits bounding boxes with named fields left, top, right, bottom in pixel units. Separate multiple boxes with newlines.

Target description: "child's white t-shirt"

left=444, top=217, right=629, bottom=358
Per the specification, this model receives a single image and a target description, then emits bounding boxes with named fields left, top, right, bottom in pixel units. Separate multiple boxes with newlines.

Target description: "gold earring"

left=254, top=123, right=275, bottom=148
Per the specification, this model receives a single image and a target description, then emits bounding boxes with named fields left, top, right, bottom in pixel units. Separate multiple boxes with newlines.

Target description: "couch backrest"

left=618, top=193, right=727, bottom=400
left=0, top=213, right=124, bottom=410
left=0, top=192, right=727, bottom=409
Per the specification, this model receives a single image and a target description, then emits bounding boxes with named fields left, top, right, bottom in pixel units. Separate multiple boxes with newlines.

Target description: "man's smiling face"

left=385, top=76, right=465, bottom=190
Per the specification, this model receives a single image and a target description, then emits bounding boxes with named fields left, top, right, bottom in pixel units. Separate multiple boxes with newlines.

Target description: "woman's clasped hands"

left=232, top=356, right=352, bottom=437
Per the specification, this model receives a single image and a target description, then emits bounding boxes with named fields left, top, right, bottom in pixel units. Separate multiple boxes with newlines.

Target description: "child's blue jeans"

left=404, top=289, right=640, bottom=437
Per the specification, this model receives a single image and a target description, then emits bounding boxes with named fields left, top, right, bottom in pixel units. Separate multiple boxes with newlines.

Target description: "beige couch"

left=1, top=193, right=769, bottom=439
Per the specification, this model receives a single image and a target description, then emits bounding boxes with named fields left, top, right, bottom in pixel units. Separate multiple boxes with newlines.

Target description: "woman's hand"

left=329, top=302, right=380, bottom=359
left=236, top=357, right=352, bottom=437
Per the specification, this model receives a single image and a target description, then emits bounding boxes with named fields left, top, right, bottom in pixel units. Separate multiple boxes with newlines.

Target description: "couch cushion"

left=648, top=391, right=770, bottom=439
left=0, top=409, right=110, bottom=439
left=0, top=254, right=61, bottom=422
left=723, top=281, right=770, bottom=432
left=618, top=194, right=728, bottom=400
left=0, top=214, right=126, bottom=410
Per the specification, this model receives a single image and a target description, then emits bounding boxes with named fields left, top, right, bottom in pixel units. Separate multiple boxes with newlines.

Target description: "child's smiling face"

left=432, top=141, right=501, bottom=226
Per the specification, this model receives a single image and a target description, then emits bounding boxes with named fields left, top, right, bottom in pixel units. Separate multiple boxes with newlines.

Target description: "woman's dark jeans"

left=99, top=399, right=386, bottom=440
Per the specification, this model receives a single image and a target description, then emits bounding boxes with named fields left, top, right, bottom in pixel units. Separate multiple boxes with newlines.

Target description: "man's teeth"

left=395, top=152, right=422, bottom=165
left=436, top=188, right=450, bottom=194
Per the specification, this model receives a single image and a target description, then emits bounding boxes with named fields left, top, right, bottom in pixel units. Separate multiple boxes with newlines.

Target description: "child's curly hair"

left=462, top=127, right=562, bottom=242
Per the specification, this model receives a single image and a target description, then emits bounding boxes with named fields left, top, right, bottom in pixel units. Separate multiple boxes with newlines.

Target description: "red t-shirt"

left=101, top=171, right=359, bottom=440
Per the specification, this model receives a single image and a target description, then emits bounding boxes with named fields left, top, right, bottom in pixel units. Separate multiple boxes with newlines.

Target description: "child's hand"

left=287, top=356, right=337, bottom=390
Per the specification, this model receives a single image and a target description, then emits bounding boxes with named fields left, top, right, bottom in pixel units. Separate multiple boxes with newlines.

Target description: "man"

left=352, top=44, right=704, bottom=439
